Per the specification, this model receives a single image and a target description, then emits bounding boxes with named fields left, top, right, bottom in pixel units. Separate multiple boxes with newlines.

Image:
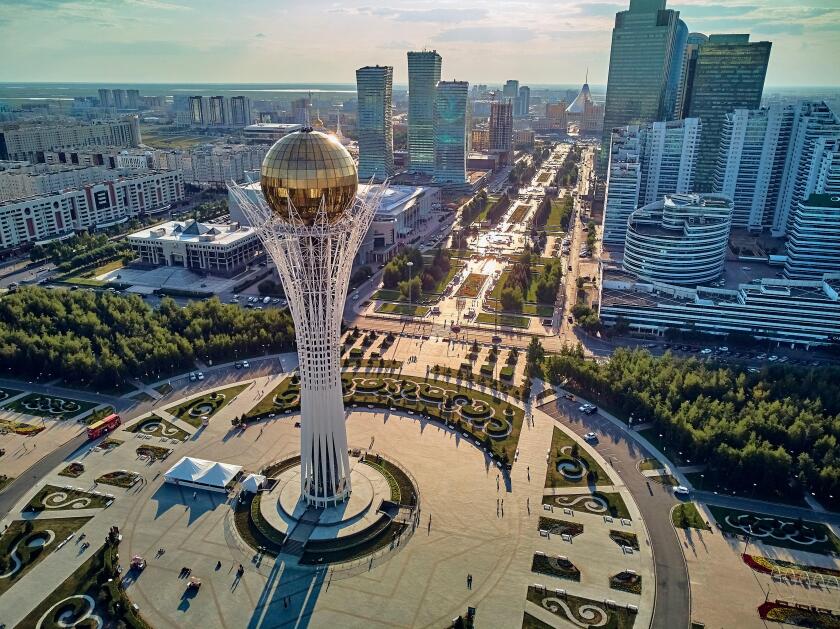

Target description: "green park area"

left=374, top=247, right=460, bottom=310
left=2, top=393, right=97, bottom=420
left=126, top=415, right=190, bottom=441
left=708, top=506, right=840, bottom=554
left=25, top=485, right=111, bottom=512
left=456, top=273, right=488, bottom=298
left=671, top=503, right=711, bottom=530
left=341, top=373, right=524, bottom=461
left=526, top=587, right=635, bottom=629
left=475, top=312, right=530, bottom=329
left=242, top=375, right=300, bottom=421
left=543, top=491, right=631, bottom=520
left=165, top=383, right=249, bottom=427
left=63, top=258, right=127, bottom=287
left=140, top=125, right=208, bottom=149
left=374, top=302, right=430, bottom=317
left=0, top=386, right=23, bottom=403
left=545, top=427, right=609, bottom=488
left=485, top=253, right=560, bottom=318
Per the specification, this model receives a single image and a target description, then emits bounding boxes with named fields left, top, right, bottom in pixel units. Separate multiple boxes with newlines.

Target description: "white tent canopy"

left=164, top=456, right=243, bottom=493
left=241, top=473, right=266, bottom=493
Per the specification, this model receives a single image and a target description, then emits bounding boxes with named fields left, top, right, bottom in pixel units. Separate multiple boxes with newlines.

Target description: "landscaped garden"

left=543, top=491, right=631, bottom=520
left=455, top=273, right=488, bottom=298
left=242, top=375, right=300, bottom=422
left=341, top=373, right=524, bottom=461
left=709, top=506, right=840, bottom=554
left=126, top=415, right=189, bottom=441
left=98, top=438, right=123, bottom=451
left=609, top=530, right=640, bottom=551
left=509, top=203, right=531, bottom=224
left=431, top=362, right=527, bottom=400
left=672, top=503, right=710, bottom=530
left=545, top=427, right=609, bottom=488
left=610, top=570, right=642, bottom=595
left=0, top=516, right=93, bottom=596
left=58, top=463, right=85, bottom=478
left=743, top=553, right=840, bottom=580
left=758, top=601, right=840, bottom=628
left=0, top=418, right=43, bottom=436
left=374, top=302, right=430, bottom=317
left=526, top=586, right=637, bottom=629
left=0, top=386, right=22, bottom=403
left=475, top=312, right=531, bottom=329
left=96, top=470, right=141, bottom=489
left=531, top=553, right=580, bottom=581
left=136, top=444, right=172, bottom=462
left=25, top=485, right=111, bottom=512
left=165, top=383, right=248, bottom=427
left=2, top=393, right=97, bottom=419
left=522, top=612, right=554, bottom=629
left=17, top=533, right=151, bottom=628
left=485, top=252, right=560, bottom=318
left=639, top=457, right=664, bottom=471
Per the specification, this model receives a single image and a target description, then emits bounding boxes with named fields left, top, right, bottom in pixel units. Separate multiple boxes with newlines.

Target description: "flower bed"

left=136, top=445, right=171, bottom=462
left=96, top=470, right=141, bottom=488
left=758, top=601, right=840, bottom=628
left=531, top=553, right=581, bottom=581
left=743, top=553, right=840, bottom=579
left=609, top=530, right=640, bottom=550
left=58, top=463, right=85, bottom=478
left=537, top=516, right=583, bottom=538
left=455, top=273, right=488, bottom=298
left=610, top=570, right=642, bottom=595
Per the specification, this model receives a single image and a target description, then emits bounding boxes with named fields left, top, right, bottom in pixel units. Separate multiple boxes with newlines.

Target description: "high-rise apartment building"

left=686, top=34, right=772, bottom=190
left=602, top=119, right=700, bottom=244
left=783, top=194, right=840, bottom=280
left=489, top=100, right=513, bottom=155
left=207, top=96, right=226, bottom=125
left=599, top=0, right=683, bottom=173
left=189, top=96, right=205, bottom=125
left=98, top=89, right=113, bottom=108
left=714, top=104, right=793, bottom=230
left=674, top=32, right=708, bottom=119
left=503, top=80, right=519, bottom=99
left=229, top=96, right=252, bottom=126
left=112, top=89, right=127, bottom=110
left=433, top=81, right=468, bottom=186
left=127, top=89, right=141, bottom=110
left=517, top=86, right=531, bottom=117
left=772, top=101, right=840, bottom=236
left=407, top=50, right=442, bottom=175
left=356, top=65, right=395, bottom=182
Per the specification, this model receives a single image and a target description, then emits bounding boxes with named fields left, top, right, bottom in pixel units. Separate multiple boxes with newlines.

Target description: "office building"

left=0, top=170, right=184, bottom=252
left=407, top=50, right=442, bottom=175
left=686, top=34, right=772, bottom=190
left=489, top=100, right=513, bottom=157
left=0, top=119, right=141, bottom=161
left=207, top=96, right=226, bottom=125
left=602, top=119, right=700, bottom=245
left=663, top=19, right=688, bottom=119
left=503, top=80, right=519, bottom=99
left=714, top=104, right=793, bottom=230
left=517, top=86, right=531, bottom=117
left=773, top=101, right=840, bottom=236
left=783, top=194, right=840, bottom=280
left=189, top=96, right=205, bottom=125
left=356, top=65, right=395, bottom=182
left=674, top=32, right=708, bottom=119
left=622, top=193, right=733, bottom=285
left=433, top=81, right=469, bottom=186
left=128, top=219, right=261, bottom=276
left=599, top=0, right=684, bottom=172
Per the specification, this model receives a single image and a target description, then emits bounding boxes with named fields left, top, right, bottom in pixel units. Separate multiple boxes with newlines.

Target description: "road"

left=538, top=397, right=691, bottom=629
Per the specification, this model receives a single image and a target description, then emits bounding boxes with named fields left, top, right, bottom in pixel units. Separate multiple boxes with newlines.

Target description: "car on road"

left=196, top=371, right=204, bottom=381
left=578, top=403, right=597, bottom=415
left=674, top=485, right=691, bottom=497
left=584, top=432, right=598, bottom=443
left=234, top=361, right=243, bottom=369
left=189, top=372, right=197, bottom=382
left=242, top=360, right=250, bottom=368
left=768, top=355, right=778, bottom=362
left=700, top=348, right=712, bottom=355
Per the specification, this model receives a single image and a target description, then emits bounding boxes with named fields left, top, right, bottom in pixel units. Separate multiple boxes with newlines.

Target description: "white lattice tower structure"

left=231, top=183, right=383, bottom=507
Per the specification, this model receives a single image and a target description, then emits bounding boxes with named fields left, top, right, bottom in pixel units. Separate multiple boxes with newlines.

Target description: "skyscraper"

left=714, top=104, right=793, bottom=230
left=517, top=86, right=531, bottom=117
left=207, top=96, right=226, bottom=125
left=356, top=65, right=395, bottom=182
left=188, top=96, right=205, bottom=125
left=229, top=96, right=252, bottom=126
left=674, top=32, right=708, bottom=119
left=98, top=89, right=113, bottom=108
left=126, top=89, right=140, bottom=110
left=686, top=34, right=772, bottom=190
left=602, top=118, right=700, bottom=245
left=434, top=81, right=468, bottom=186
left=489, top=100, right=513, bottom=155
left=599, top=0, right=683, bottom=173
left=772, top=101, right=840, bottom=236
left=112, top=89, right=126, bottom=110
left=407, top=50, right=442, bottom=175
left=783, top=194, right=840, bottom=280
left=663, top=19, right=688, bottom=119
left=503, top=80, right=519, bottom=99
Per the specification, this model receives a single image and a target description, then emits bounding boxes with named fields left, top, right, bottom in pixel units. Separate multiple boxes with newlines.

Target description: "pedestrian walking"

left=467, top=574, right=473, bottom=589
left=527, top=466, right=530, bottom=482
left=193, top=491, right=197, bottom=500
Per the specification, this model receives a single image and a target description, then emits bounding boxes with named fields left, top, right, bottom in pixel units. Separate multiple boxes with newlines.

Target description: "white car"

left=196, top=372, right=204, bottom=381
left=674, top=485, right=690, bottom=496
left=584, top=432, right=598, bottom=443
left=768, top=355, right=778, bottom=362
left=241, top=360, right=250, bottom=368
left=700, top=348, right=712, bottom=355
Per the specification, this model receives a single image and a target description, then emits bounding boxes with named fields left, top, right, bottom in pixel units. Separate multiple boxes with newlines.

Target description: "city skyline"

left=1, top=0, right=839, bottom=86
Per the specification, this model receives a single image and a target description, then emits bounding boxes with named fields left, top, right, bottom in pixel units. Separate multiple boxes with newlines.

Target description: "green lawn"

left=0, top=516, right=93, bottom=596
left=165, top=383, right=249, bottom=427
left=375, top=302, right=430, bottom=317
left=639, top=457, right=664, bottom=471
left=243, top=375, right=300, bottom=420
left=25, top=485, right=111, bottom=512
left=708, top=505, right=840, bottom=554
left=486, top=264, right=557, bottom=317
left=2, top=393, right=98, bottom=419
left=545, top=427, right=610, bottom=488
left=526, top=587, right=636, bottom=629
left=544, top=491, right=631, bottom=519
left=65, top=258, right=126, bottom=286
left=544, top=196, right=573, bottom=231
left=0, top=386, right=23, bottom=403
left=475, top=312, right=530, bottom=329
left=126, top=415, right=189, bottom=441
left=672, top=503, right=711, bottom=530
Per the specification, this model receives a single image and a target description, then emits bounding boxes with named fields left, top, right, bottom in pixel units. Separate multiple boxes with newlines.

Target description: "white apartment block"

left=773, top=101, right=840, bottom=236
left=0, top=162, right=152, bottom=203
left=602, top=120, right=700, bottom=246
left=0, top=118, right=142, bottom=161
left=155, top=144, right=269, bottom=186
left=784, top=194, right=840, bottom=280
left=0, top=170, right=183, bottom=252
left=714, top=104, right=792, bottom=231
left=127, top=219, right=261, bottom=276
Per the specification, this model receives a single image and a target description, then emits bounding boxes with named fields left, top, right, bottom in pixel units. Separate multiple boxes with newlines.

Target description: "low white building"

left=0, top=170, right=184, bottom=252
left=127, top=218, right=261, bottom=276
left=243, top=123, right=302, bottom=143
left=164, top=456, right=243, bottom=493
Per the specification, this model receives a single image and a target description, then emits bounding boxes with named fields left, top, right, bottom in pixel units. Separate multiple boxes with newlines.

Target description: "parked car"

left=584, top=432, right=598, bottom=443
left=674, top=485, right=691, bottom=497
left=196, top=372, right=204, bottom=381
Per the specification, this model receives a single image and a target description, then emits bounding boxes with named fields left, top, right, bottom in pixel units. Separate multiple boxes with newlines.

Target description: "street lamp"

left=407, top=261, right=415, bottom=316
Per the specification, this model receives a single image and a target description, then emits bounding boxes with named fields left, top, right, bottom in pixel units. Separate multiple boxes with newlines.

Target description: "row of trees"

left=542, top=347, right=840, bottom=508
left=382, top=247, right=453, bottom=300
left=556, top=146, right=582, bottom=188
left=498, top=252, right=562, bottom=311
left=0, top=287, right=296, bottom=388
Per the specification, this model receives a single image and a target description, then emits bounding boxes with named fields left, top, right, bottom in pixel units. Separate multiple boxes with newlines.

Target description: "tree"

left=500, top=287, right=523, bottom=312
left=398, top=276, right=421, bottom=302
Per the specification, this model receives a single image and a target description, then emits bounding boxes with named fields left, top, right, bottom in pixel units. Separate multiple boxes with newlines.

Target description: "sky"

left=1, top=0, right=839, bottom=87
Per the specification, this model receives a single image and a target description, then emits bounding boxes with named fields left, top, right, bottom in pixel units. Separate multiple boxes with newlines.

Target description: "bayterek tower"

left=234, top=128, right=381, bottom=508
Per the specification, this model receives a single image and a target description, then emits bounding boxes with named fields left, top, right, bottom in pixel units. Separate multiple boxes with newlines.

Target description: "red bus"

left=87, top=414, right=121, bottom=439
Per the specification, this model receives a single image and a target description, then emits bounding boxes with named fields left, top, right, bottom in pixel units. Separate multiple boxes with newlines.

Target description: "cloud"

left=342, top=6, right=488, bottom=23
left=255, top=32, right=265, bottom=38
left=434, top=26, right=538, bottom=43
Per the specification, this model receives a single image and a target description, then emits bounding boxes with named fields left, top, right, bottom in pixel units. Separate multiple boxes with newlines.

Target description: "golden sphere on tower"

left=260, top=128, right=358, bottom=225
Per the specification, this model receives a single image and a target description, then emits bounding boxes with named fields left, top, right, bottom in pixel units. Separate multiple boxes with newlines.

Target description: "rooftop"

left=127, top=219, right=255, bottom=245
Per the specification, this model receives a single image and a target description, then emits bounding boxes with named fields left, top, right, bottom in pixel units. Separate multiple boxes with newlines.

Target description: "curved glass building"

left=623, top=193, right=732, bottom=286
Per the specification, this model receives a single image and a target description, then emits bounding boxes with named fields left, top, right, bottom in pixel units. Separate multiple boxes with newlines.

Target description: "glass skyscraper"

left=599, top=0, right=683, bottom=173
left=355, top=65, right=394, bottom=182
left=686, top=34, right=771, bottom=191
left=434, top=81, right=468, bottom=186
left=407, top=50, right=442, bottom=175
